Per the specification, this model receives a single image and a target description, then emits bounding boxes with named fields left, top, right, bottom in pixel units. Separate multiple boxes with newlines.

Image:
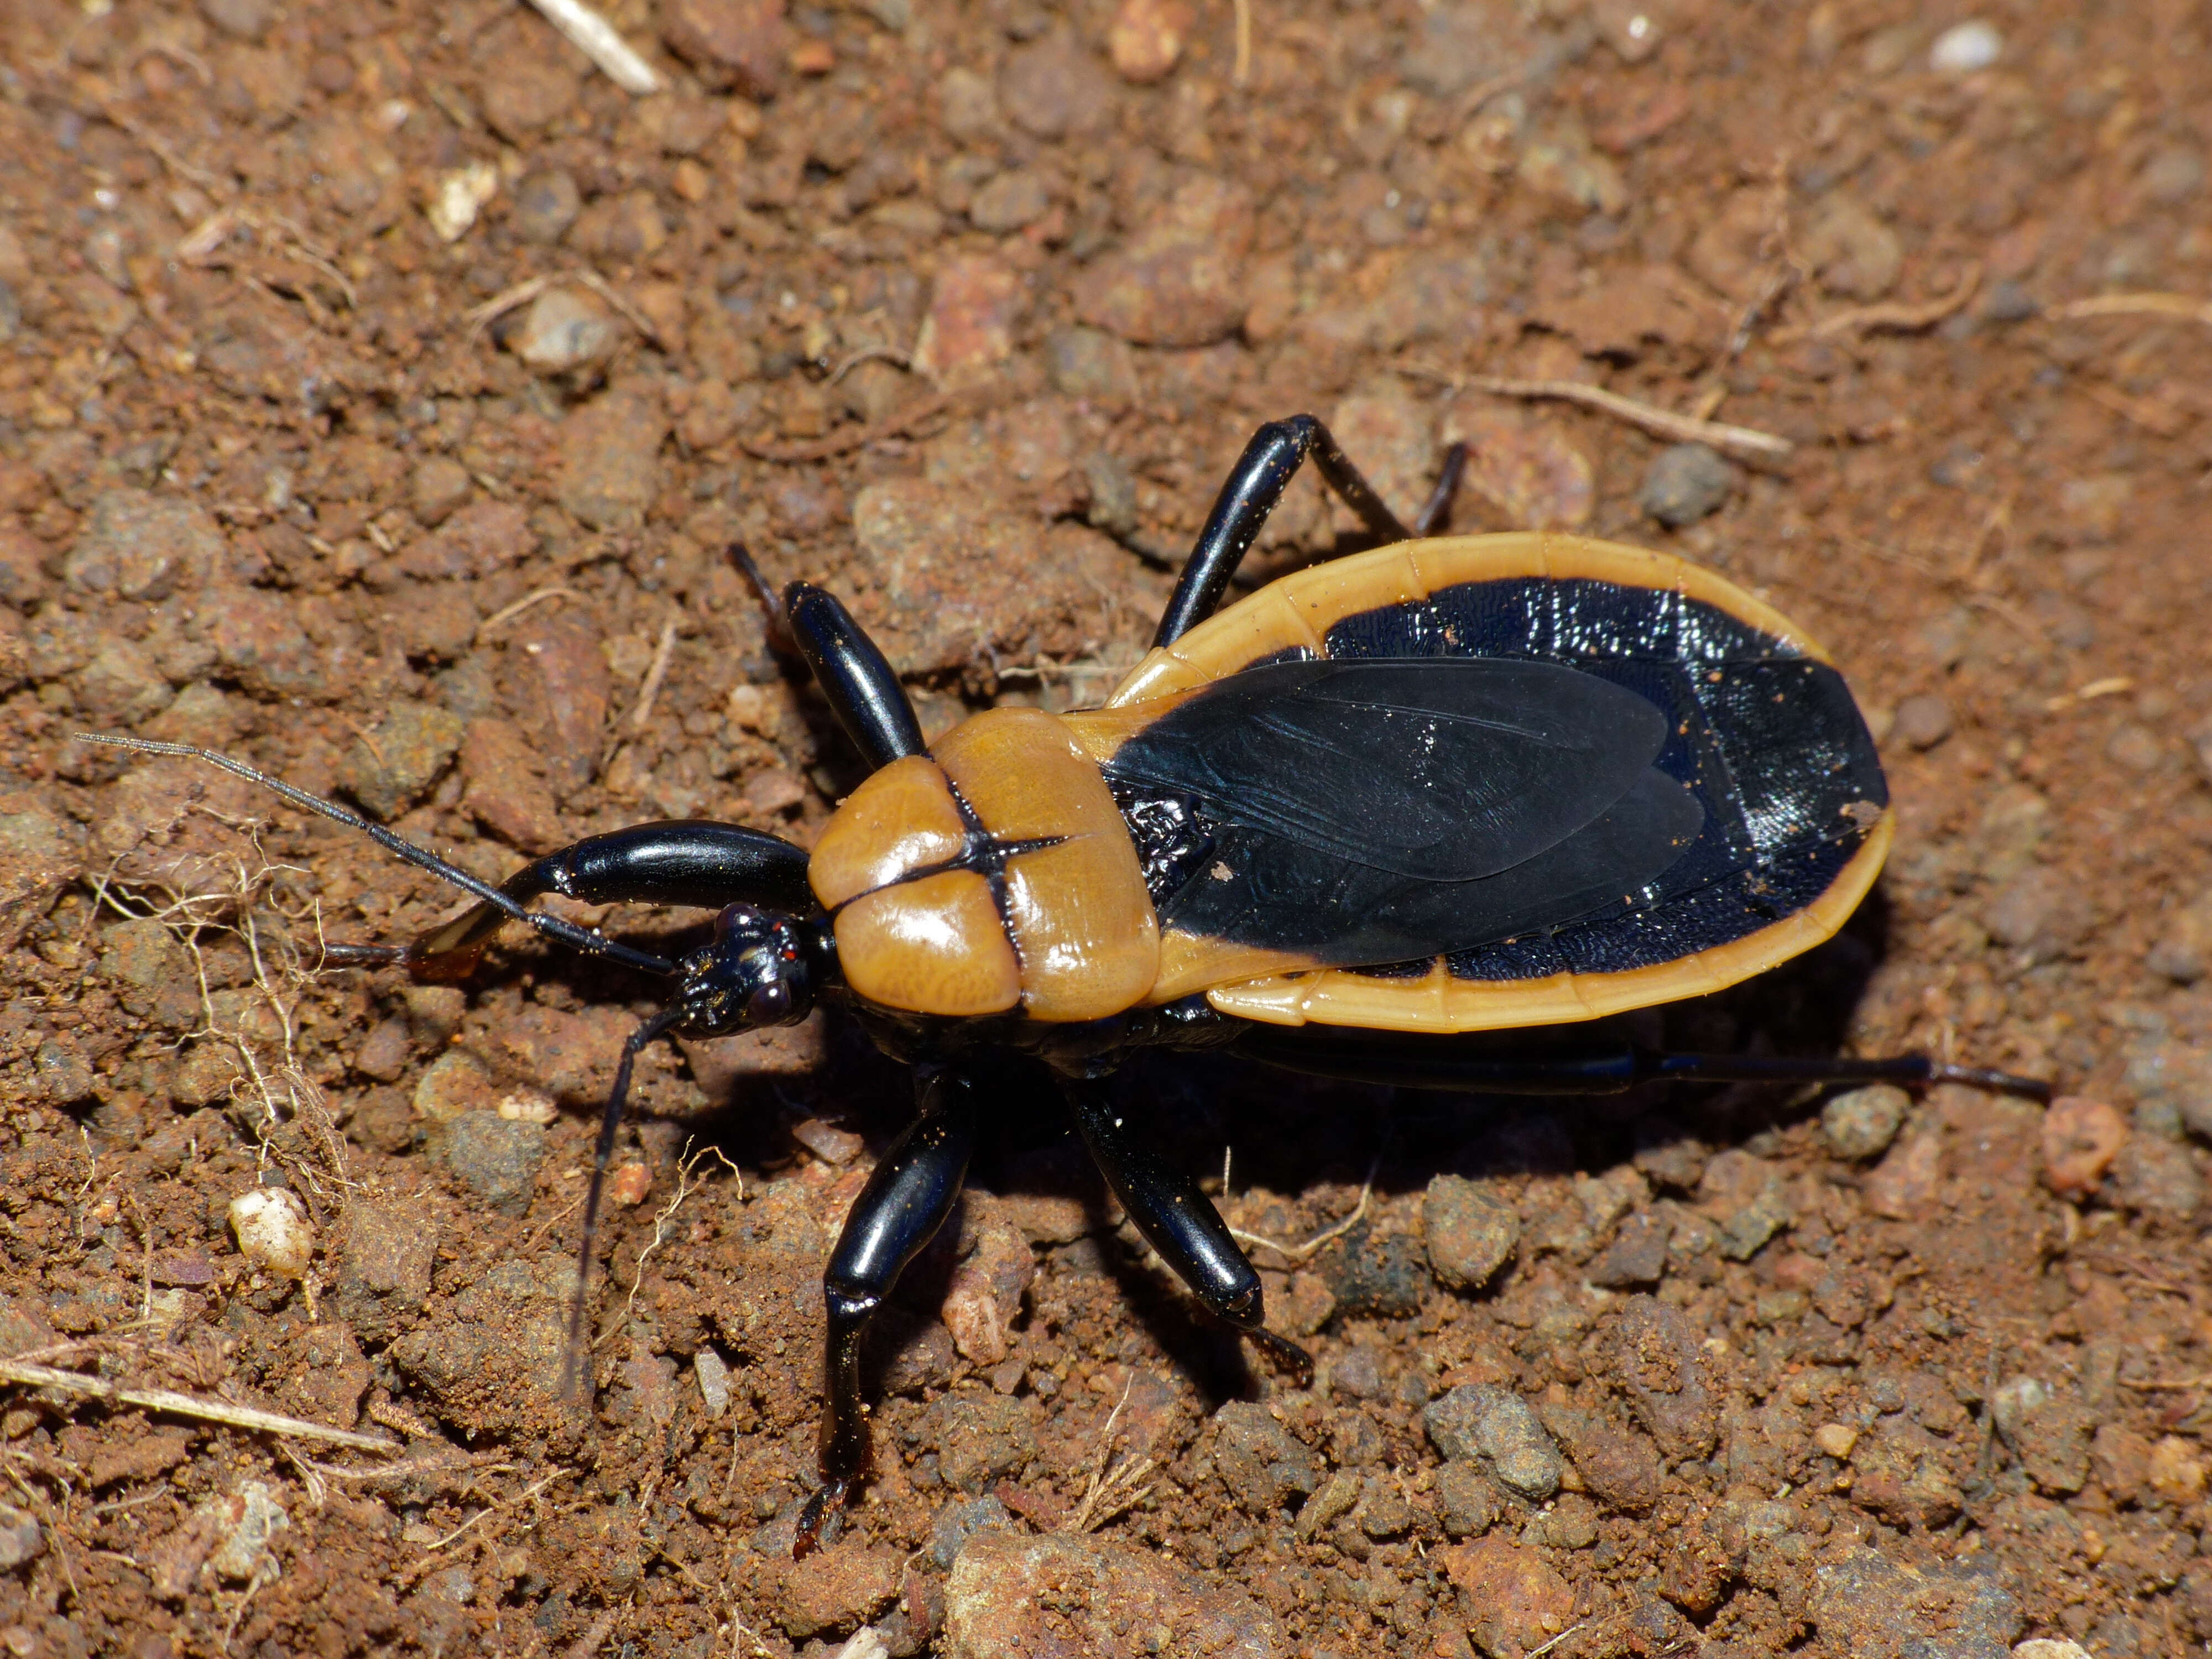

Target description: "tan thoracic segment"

left=810, top=755, right=968, bottom=909
left=806, top=711, right=1160, bottom=1022
left=933, top=708, right=1160, bottom=1022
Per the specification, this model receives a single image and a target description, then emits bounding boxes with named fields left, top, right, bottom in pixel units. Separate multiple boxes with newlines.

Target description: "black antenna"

left=560, top=1005, right=688, bottom=1400
left=75, top=734, right=680, bottom=977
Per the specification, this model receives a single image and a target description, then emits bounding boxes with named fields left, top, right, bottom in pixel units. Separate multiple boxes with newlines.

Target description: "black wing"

left=1104, top=658, right=1674, bottom=880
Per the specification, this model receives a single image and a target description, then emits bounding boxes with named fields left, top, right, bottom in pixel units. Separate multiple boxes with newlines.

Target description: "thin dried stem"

left=1228, top=1155, right=1381, bottom=1262
left=0, top=1360, right=399, bottom=1452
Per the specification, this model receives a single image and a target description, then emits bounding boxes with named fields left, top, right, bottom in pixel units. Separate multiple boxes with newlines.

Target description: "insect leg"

left=403, top=821, right=817, bottom=971
left=780, top=578, right=927, bottom=771
left=1154, top=415, right=1412, bottom=646
left=1064, top=1077, right=1313, bottom=1384
left=794, top=1067, right=979, bottom=1559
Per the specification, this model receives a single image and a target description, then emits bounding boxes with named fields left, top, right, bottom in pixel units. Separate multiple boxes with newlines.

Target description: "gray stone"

left=513, top=170, right=582, bottom=244
left=428, top=1111, right=545, bottom=1214
left=1213, top=1400, right=1322, bottom=1513
left=945, top=1531, right=1282, bottom=1659
left=968, top=169, right=1053, bottom=233
left=1047, top=328, right=1140, bottom=409
left=1890, top=693, right=1954, bottom=750
left=923, top=1393, right=1039, bottom=1491
left=0, top=1503, right=41, bottom=1569
left=1436, top=1459, right=1499, bottom=1538
left=340, top=700, right=466, bottom=821
left=1320, top=1221, right=1426, bottom=1318
left=65, top=488, right=226, bottom=601
left=2111, top=1135, right=2203, bottom=1224
left=1588, top=1211, right=1672, bottom=1288
left=1423, top=1175, right=1520, bottom=1292
left=1823, top=1085, right=1909, bottom=1160
left=514, top=286, right=621, bottom=378
left=1422, top=1385, right=1561, bottom=1501
left=929, top=1493, right=1012, bottom=1570
left=1639, top=443, right=1736, bottom=528
left=1812, top=1547, right=2018, bottom=1659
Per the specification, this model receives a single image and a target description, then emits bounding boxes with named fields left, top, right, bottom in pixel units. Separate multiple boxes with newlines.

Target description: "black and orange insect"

left=88, top=416, right=2047, bottom=1554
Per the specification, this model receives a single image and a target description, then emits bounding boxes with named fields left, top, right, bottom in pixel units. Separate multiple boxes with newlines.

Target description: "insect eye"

left=745, top=981, right=791, bottom=1025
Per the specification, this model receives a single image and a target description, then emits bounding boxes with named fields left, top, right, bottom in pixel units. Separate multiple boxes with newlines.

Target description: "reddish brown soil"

left=1, top=0, right=2209, bottom=1655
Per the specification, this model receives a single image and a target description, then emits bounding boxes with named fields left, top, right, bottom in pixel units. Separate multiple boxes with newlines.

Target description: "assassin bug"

left=84, top=415, right=2048, bottom=1556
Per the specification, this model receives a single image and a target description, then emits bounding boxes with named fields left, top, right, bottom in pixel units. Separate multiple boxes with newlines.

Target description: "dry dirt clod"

left=2040, top=1096, right=2127, bottom=1196
left=944, top=1530, right=1283, bottom=1659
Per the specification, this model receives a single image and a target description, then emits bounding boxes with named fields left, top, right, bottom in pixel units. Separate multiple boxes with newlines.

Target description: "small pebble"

left=228, top=1188, right=314, bottom=1279
left=208, top=1481, right=290, bottom=1583
left=513, top=170, right=583, bottom=244
left=2013, top=1643, right=2092, bottom=1659
left=790, top=1117, right=864, bottom=1165
left=1422, top=1385, right=1561, bottom=1501
left=2040, top=1096, right=2127, bottom=1197
left=695, top=1348, right=732, bottom=1419
left=1638, top=443, right=1735, bottom=528
left=1107, top=0, right=1192, bottom=84
left=607, top=1164, right=653, bottom=1207
left=928, top=1493, right=1013, bottom=1571
left=429, top=1112, right=547, bottom=1215
left=1929, top=19, right=2001, bottom=74
left=1436, top=1459, right=1498, bottom=1538
left=1822, top=1084, right=1908, bottom=1160
left=1890, top=693, right=1954, bottom=750
left=496, top=1087, right=560, bottom=1126
left=0, top=1504, right=41, bottom=1570
left=1814, top=1423, right=1860, bottom=1459
left=1588, top=1210, right=1672, bottom=1288
left=1213, top=1401, right=1321, bottom=1512
left=513, top=287, right=622, bottom=378
left=1422, top=1175, right=1520, bottom=1292
left=409, top=456, right=473, bottom=529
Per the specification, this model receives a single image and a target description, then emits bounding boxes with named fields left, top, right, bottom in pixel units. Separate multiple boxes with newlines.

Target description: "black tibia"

left=1154, top=415, right=1416, bottom=648
left=1065, top=1079, right=1313, bottom=1384
left=795, top=1070, right=979, bottom=1559
left=782, top=581, right=927, bottom=771
left=406, top=821, right=816, bottom=966
left=1232, top=1027, right=2053, bottom=1102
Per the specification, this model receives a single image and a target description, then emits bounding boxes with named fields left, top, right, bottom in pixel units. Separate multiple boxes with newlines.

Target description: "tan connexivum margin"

left=1098, top=531, right=1834, bottom=719
left=1074, top=531, right=1884, bottom=1030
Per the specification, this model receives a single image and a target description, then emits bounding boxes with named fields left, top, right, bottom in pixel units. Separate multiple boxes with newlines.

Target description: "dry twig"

left=1785, top=262, right=1983, bottom=342
left=1061, top=1377, right=1157, bottom=1535
left=464, top=270, right=663, bottom=345
left=526, top=0, right=662, bottom=92
left=2055, top=291, right=2212, bottom=328
left=0, top=1360, right=399, bottom=1452
left=1228, top=1154, right=1381, bottom=1262
left=1448, top=374, right=1794, bottom=461
left=627, top=619, right=680, bottom=733
left=740, top=393, right=956, bottom=462
left=477, top=585, right=583, bottom=641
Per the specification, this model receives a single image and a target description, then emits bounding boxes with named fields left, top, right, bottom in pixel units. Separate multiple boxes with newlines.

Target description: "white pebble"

left=2012, top=1643, right=2092, bottom=1659
left=426, top=161, right=498, bottom=243
left=1929, top=20, right=2001, bottom=74
left=497, top=1087, right=560, bottom=1125
left=695, top=1348, right=732, bottom=1420
left=227, top=1187, right=314, bottom=1279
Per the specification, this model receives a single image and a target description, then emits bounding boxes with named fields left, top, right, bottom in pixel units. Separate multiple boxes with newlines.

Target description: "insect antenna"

left=74, top=734, right=680, bottom=977
left=560, top=1004, right=688, bottom=1400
